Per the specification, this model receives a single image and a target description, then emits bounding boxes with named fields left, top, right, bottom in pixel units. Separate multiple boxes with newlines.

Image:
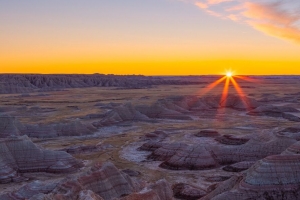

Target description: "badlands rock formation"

left=140, top=131, right=297, bottom=170
left=0, top=115, right=96, bottom=138
left=144, top=130, right=168, bottom=141
left=0, top=135, right=83, bottom=184
left=248, top=105, right=300, bottom=122
left=202, top=155, right=300, bottom=200
left=1, top=162, right=173, bottom=200
left=172, top=183, right=207, bottom=200
left=214, top=134, right=250, bottom=145
left=222, top=161, right=256, bottom=172
left=119, top=179, right=173, bottom=200
left=92, top=103, right=150, bottom=127
left=21, top=121, right=97, bottom=138
left=94, top=94, right=261, bottom=126
left=0, top=74, right=201, bottom=94
left=0, top=114, right=23, bottom=137
left=194, top=130, right=220, bottom=137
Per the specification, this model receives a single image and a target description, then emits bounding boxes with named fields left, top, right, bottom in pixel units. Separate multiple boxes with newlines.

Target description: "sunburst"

left=198, top=71, right=256, bottom=111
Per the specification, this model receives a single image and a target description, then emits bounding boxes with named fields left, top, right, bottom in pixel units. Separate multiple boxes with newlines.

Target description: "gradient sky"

left=1, top=0, right=300, bottom=75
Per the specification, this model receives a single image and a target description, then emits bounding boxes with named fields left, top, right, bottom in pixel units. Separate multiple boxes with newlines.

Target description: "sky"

left=1, top=0, right=300, bottom=75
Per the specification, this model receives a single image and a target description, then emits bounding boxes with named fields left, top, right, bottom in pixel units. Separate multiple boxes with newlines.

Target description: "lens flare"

left=198, top=70, right=259, bottom=115
left=226, top=71, right=232, bottom=78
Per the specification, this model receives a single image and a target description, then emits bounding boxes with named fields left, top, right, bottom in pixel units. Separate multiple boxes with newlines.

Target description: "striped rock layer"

left=2, top=162, right=173, bottom=200
left=201, top=154, right=300, bottom=200
left=141, top=131, right=296, bottom=170
left=93, top=94, right=260, bottom=126
left=0, top=135, right=83, bottom=183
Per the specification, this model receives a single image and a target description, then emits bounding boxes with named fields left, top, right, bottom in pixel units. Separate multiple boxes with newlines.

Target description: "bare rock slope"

left=202, top=154, right=300, bottom=200
left=1, top=162, right=173, bottom=200
left=140, top=131, right=296, bottom=170
left=0, top=135, right=83, bottom=183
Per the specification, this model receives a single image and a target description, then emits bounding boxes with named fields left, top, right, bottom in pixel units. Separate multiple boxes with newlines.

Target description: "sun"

left=226, top=71, right=233, bottom=78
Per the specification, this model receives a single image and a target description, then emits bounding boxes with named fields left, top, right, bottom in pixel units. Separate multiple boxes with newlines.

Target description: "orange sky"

left=1, top=0, right=300, bottom=75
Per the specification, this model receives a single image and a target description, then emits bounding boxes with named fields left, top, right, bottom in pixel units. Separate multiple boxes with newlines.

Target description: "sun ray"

left=198, top=76, right=226, bottom=96
left=219, top=76, right=230, bottom=107
left=230, top=77, right=251, bottom=110
left=234, top=75, right=260, bottom=83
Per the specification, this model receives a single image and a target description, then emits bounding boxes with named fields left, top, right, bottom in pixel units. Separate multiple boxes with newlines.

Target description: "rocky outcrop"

left=5, top=163, right=172, bottom=200
left=144, top=131, right=168, bottom=141
left=0, top=135, right=83, bottom=183
left=202, top=155, right=300, bottom=200
left=95, top=94, right=261, bottom=127
left=222, top=161, right=256, bottom=172
left=282, top=141, right=300, bottom=155
left=0, top=114, right=23, bottom=138
left=200, top=176, right=243, bottom=200
left=0, top=180, right=58, bottom=200
left=45, top=162, right=137, bottom=200
left=194, top=130, right=220, bottom=137
left=21, top=121, right=97, bottom=138
left=215, top=134, right=250, bottom=145
left=77, top=190, right=104, bottom=200
left=248, top=105, right=300, bottom=122
left=148, top=143, right=189, bottom=162
left=92, top=103, right=149, bottom=127
left=0, top=117, right=97, bottom=138
left=159, top=145, right=217, bottom=170
left=0, top=74, right=202, bottom=94
left=138, top=141, right=165, bottom=151
left=140, top=132, right=297, bottom=170
left=119, top=179, right=173, bottom=200
left=136, top=102, right=192, bottom=120
left=172, top=183, right=207, bottom=200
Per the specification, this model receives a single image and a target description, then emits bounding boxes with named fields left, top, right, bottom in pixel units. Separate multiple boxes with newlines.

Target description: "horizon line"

left=1, top=73, right=300, bottom=76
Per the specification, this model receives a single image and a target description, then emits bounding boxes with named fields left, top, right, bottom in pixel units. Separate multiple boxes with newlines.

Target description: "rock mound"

left=203, top=155, right=300, bottom=200
left=93, top=103, right=150, bottom=127
left=148, top=143, right=188, bottom=161
left=159, top=146, right=217, bottom=170
left=195, top=130, right=220, bottom=137
left=248, top=105, right=300, bottom=122
left=6, top=163, right=172, bottom=200
left=172, top=183, right=207, bottom=200
left=94, top=94, right=261, bottom=126
left=215, top=134, right=249, bottom=145
left=136, top=102, right=192, bottom=120
left=0, top=114, right=23, bottom=138
left=144, top=130, right=167, bottom=141
left=20, top=121, right=97, bottom=138
left=282, top=141, right=300, bottom=155
left=0, top=180, right=58, bottom=200
left=60, top=143, right=112, bottom=154
left=222, top=161, right=256, bottom=172
left=0, top=135, right=83, bottom=183
left=138, top=141, right=165, bottom=151
left=140, top=132, right=296, bottom=170
left=119, top=179, right=173, bottom=200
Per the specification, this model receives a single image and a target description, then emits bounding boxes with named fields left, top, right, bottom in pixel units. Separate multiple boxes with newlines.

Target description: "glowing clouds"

left=192, top=0, right=300, bottom=44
